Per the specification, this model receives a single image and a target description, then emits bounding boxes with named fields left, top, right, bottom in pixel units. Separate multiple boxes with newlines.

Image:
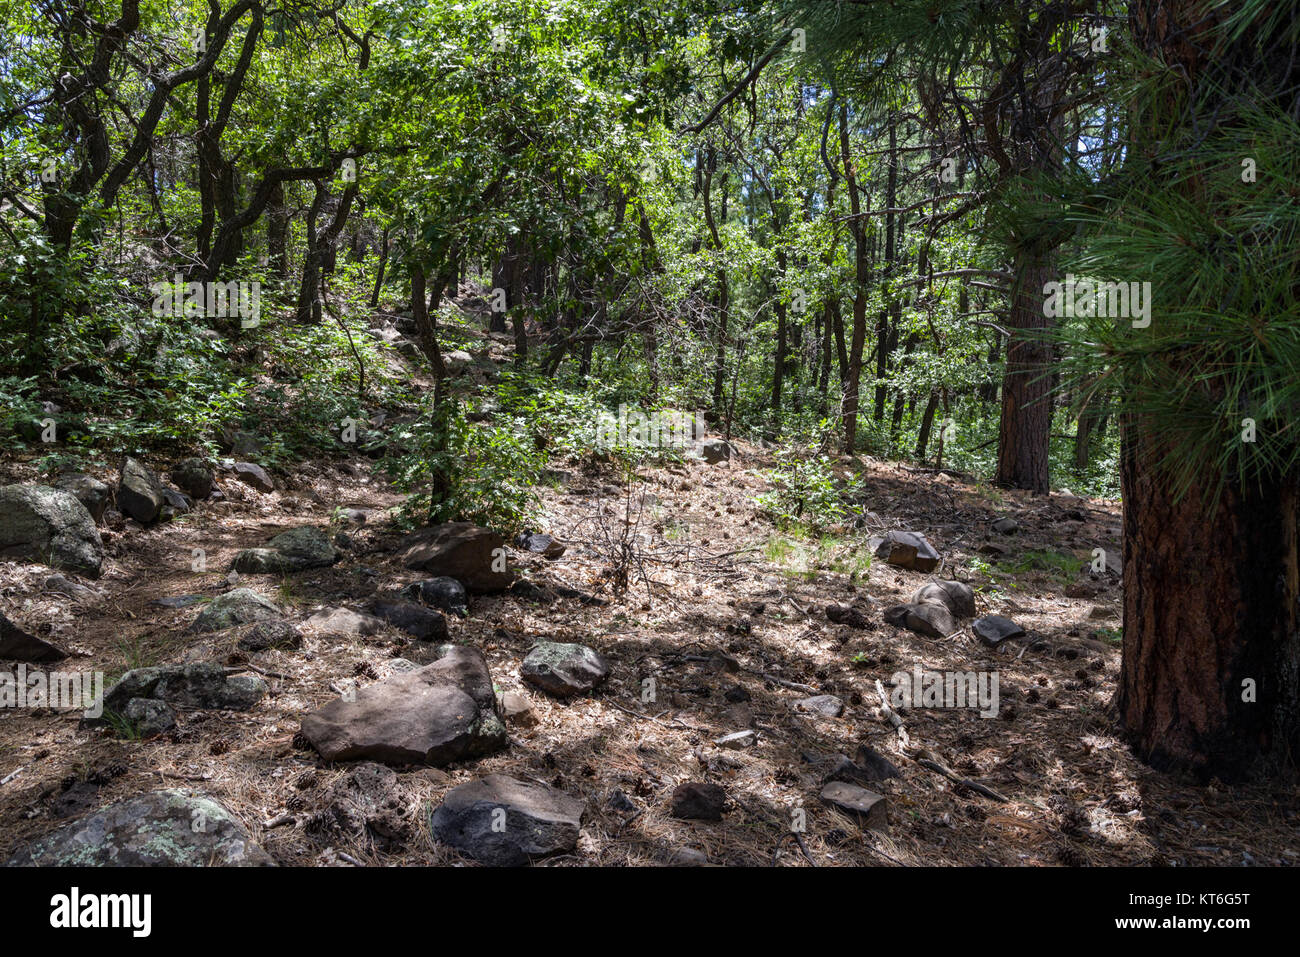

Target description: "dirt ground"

left=1, top=444, right=1297, bottom=867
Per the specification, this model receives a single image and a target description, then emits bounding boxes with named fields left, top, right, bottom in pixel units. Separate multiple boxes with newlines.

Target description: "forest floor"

left=1, top=301, right=1297, bottom=867
left=3, top=439, right=1298, bottom=866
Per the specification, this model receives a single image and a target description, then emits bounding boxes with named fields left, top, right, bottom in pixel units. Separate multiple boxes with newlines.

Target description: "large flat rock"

left=397, top=523, right=512, bottom=593
left=5, top=790, right=274, bottom=866
left=429, top=773, right=585, bottom=866
left=300, top=645, right=506, bottom=765
left=0, top=485, right=103, bottom=577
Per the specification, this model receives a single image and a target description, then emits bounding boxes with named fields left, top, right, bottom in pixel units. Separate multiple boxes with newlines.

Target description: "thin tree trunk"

left=994, top=248, right=1054, bottom=492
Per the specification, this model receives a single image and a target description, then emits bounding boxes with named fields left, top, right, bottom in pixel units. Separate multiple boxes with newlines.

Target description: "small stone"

left=367, top=599, right=448, bottom=642
left=854, top=745, right=903, bottom=782
left=670, top=782, right=726, bottom=820
left=910, top=580, right=976, bottom=618
left=794, top=694, right=844, bottom=718
left=713, top=730, right=756, bottom=749
left=992, top=517, right=1019, bottom=534
left=191, top=588, right=280, bottom=633
left=44, top=573, right=99, bottom=601
left=237, top=619, right=301, bottom=652
left=500, top=691, right=539, bottom=727
left=972, top=615, right=1026, bottom=646
left=306, top=606, right=386, bottom=637
left=403, top=577, right=468, bottom=616
left=826, top=604, right=870, bottom=628
left=820, top=782, right=888, bottom=830
left=869, top=530, right=940, bottom=572
left=665, top=847, right=709, bottom=866
left=521, top=641, right=610, bottom=698
left=514, top=531, right=566, bottom=559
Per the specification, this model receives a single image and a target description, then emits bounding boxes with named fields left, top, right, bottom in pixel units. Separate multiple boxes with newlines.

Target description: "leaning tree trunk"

left=995, top=248, right=1054, bottom=493
left=1120, top=418, right=1300, bottom=779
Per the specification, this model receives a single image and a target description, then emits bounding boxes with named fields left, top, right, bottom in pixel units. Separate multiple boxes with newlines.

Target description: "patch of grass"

left=113, top=635, right=154, bottom=673
left=275, top=577, right=298, bottom=605
left=966, top=555, right=1014, bottom=598
left=100, top=710, right=142, bottom=741
left=1095, top=626, right=1123, bottom=646
left=995, top=548, right=1088, bottom=582
left=764, top=530, right=871, bottom=581
left=664, top=519, right=691, bottom=542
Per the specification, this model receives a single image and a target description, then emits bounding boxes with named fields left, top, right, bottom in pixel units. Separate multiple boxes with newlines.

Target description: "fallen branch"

left=914, top=758, right=1010, bottom=804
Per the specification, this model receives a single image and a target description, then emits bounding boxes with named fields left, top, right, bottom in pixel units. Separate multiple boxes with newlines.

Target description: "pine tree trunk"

left=994, top=249, right=1054, bottom=492
left=1120, top=418, right=1300, bottom=778
left=1117, top=0, right=1300, bottom=780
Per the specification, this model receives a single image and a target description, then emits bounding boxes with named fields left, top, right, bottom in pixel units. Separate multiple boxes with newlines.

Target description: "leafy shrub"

left=383, top=396, right=543, bottom=532
left=755, top=448, right=857, bottom=531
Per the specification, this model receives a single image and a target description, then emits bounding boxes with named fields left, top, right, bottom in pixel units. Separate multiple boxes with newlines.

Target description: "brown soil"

left=1, top=448, right=1296, bottom=867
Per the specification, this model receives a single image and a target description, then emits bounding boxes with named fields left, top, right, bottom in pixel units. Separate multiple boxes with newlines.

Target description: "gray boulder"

left=698, top=438, right=731, bottom=464
left=236, top=619, right=301, bottom=652
left=398, top=522, right=512, bottom=592
left=869, top=530, right=941, bottom=572
left=159, top=487, right=191, bottom=521
left=429, top=774, right=584, bottom=867
left=94, top=662, right=266, bottom=721
left=402, top=577, right=468, bottom=616
left=367, top=599, right=448, bottom=642
left=121, top=698, right=176, bottom=737
left=171, top=458, right=214, bottom=500
left=521, top=641, right=610, bottom=698
left=299, top=644, right=506, bottom=766
left=910, top=580, right=977, bottom=618
left=232, top=462, right=275, bottom=492
left=117, top=457, right=165, bottom=524
left=883, top=601, right=955, bottom=638
left=305, top=606, right=387, bottom=637
left=0, top=610, right=68, bottom=662
left=232, top=526, right=339, bottom=573
left=190, top=588, right=281, bottom=633
left=53, top=473, right=110, bottom=524
left=5, top=790, right=274, bottom=866
left=0, top=484, right=103, bottom=577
